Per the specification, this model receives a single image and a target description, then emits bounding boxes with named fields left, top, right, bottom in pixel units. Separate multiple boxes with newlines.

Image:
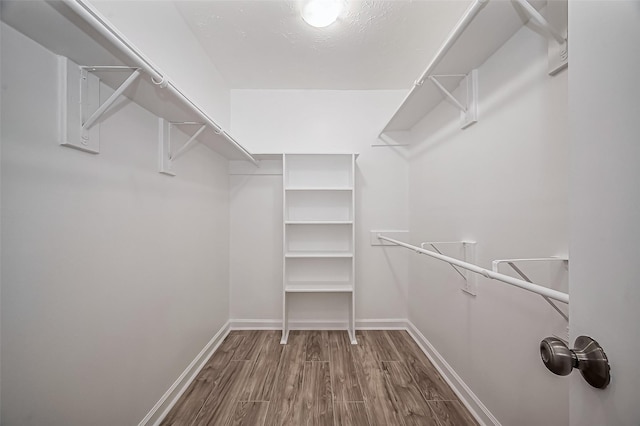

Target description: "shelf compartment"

left=286, top=224, right=353, bottom=254
left=285, top=257, right=352, bottom=283
left=284, top=154, right=353, bottom=188
left=285, top=190, right=352, bottom=222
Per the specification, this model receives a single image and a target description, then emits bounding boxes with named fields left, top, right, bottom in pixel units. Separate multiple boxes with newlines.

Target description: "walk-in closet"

left=1, top=1, right=639, bottom=425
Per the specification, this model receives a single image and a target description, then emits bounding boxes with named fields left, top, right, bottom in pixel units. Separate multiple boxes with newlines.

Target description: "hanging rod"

left=63, top=0, right=258, bottom=166
left=415, top=0, right=487, bottom=86
left=377, top=234, right=569, bottom=304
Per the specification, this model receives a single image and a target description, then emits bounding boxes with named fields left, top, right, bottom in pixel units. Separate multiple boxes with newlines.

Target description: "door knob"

left=540, top=336, right=610, bottom=389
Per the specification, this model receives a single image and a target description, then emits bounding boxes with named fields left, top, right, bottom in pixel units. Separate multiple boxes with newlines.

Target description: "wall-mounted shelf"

left=379, top=0, right=567, bottom=141
left=1, top=0, right=257, bottom=171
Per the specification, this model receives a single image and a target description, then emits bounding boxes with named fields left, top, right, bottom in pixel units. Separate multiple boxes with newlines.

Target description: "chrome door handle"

left=540, top=336, right=610, bottom=389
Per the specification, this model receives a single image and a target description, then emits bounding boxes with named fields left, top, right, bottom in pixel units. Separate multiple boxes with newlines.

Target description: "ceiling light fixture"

left=301, top=0, right=344, bottom=28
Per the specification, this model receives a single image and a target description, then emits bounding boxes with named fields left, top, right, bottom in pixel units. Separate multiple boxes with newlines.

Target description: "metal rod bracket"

left=158, top=119, right=207, bottom=176
left=81, top=67, right=141, bottom=134
left=58, top=56, right=99, bottom=154
left=492, top=258, right=569, bottom=321
left=421, top=241, right=477, bottom=295
left=428, top=70, right=478, bottom=129
left=514, top=0, right=568, bottom=75
left=58, top=58, right=141, bottom=155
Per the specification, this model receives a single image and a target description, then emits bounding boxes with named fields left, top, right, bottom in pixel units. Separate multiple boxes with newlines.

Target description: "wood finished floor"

left=161, top=330, right=479, bottom=426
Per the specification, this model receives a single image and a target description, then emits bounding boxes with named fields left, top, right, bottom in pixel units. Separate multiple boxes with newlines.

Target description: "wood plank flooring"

left=161, top=330, right=479, bottom=426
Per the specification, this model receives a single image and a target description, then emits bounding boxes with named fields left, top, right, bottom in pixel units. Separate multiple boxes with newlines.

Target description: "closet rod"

left=415, top=0, right=486, bottom=86
left=63, top=0, right=258, bottom=166
left=377, top=234, right=569, bottom=304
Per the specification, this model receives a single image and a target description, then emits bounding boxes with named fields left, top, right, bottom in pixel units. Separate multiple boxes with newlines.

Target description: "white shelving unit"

left=379, top=0, right=567, bottom=142
left=282, top=154, right=357, bottom=345
left=1, top=0, right=257, bottom=170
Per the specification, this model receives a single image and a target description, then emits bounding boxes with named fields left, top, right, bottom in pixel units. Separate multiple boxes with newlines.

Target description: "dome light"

left=301, top=0, right=344, bottom=28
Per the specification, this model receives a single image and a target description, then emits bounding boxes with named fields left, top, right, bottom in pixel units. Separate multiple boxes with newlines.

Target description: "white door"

left=569, top=1, right=640, bottom=425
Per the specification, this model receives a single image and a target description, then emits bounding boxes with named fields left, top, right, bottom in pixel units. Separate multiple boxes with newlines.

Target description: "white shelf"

left=285, top=221, right=353, bottom=225
left=1, top=0, right=255, bottom=163
left=285, top=283, right=354, bottom=293
left=285, top=252, right=353, bottom=259
left=380, top=0, right=551, bottom=135
left=285, top=187, right=353, bottom=191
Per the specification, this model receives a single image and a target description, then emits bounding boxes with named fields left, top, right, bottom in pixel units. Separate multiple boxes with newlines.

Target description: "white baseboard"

left=356, top=318, right=409, bottom=329
left=138, top=321, right=231, bottom=426
left=406, top=321, right=500, bottom=426
left=228, top=319, right=282, bottom=330
left=229, top=318, right=409, bottom=330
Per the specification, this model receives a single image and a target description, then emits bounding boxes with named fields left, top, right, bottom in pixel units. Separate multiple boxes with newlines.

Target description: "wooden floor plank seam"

left=327, top=353, right=338, bottom=426
left=161, top=330, right=478, bottom=426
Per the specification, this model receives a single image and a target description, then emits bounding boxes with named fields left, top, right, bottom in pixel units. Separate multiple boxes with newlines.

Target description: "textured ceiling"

left=174, top=0, right=473, bottom=90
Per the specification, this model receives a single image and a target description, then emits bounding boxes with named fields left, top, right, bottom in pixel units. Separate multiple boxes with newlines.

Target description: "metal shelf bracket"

left=514, top=0, right=568, bottom=75
left=58, top=56, right=141, bottom=154
left=492, top=257, right=569, bottom=321
left=80, top=66, right=141, bottom=133
left=421, top=241, right=478, bottom=296
left=158, top=119, right=207, bottom=176
left=428, top=69, right=478, bottom=129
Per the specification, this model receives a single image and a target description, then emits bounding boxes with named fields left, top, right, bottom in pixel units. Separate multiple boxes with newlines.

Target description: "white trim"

left=229, top=319, right=282, bottom=330
left=406, top=321, right=500, bottom=426
left=229, top=318, right=409, bottom=330
left=356, top=318, right=409, bottom=330
left=138, top=321, right=231, bottom=426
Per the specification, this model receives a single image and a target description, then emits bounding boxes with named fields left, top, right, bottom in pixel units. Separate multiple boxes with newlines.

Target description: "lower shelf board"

left=285, top=252, right=353, bottom=258
left=285, top=283, right=354, bottom=293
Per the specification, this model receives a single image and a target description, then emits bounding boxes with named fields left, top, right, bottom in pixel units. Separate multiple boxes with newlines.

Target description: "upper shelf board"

left=381, top=0, right=546, bottom=134
left=0, top=0, right=253, bottom=162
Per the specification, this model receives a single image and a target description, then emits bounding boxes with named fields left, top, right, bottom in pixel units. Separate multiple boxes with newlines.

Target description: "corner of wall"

left=138, top=322, right=231, bottom=426
left=406, top=322, right=500, bottom=426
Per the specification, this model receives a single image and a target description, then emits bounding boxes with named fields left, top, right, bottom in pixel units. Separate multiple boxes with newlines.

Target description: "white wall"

left=89, top=0, right=232, bottom=129
left=0, top=7, right=3, bottom=420
left=569, top=2, right=640, bottom=425
left=407, top=21, right=569, bottom=426
left=1, top=23, right=230, bottom=425
left=229, top=90, right=410, bottom=324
